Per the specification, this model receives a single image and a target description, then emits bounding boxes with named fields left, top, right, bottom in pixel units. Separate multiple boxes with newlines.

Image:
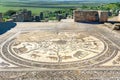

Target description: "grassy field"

left=0, top=1, right=101, bottom=15
left=0, top=5, right=64, bottom=15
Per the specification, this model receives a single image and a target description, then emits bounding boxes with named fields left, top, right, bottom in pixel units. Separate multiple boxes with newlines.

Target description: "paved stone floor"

left=0, top=21, right=120, bottom=80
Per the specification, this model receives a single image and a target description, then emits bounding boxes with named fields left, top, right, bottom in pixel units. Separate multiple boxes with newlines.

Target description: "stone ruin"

left=74, top=10, right=108, bottom=23
left=11, top=9, right=32, bottom=22
left=118, top=11, right=120, bottom=21
left=11, top=9, right=42, bottom=22
left=0, top=13, right=3, bottom=22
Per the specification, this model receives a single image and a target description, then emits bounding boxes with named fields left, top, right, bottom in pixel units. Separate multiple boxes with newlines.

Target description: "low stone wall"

left=74, top=10, right=108, bottom=23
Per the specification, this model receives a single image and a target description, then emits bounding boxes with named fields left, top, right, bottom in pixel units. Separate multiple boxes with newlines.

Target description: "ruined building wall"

left=118, top=11, right=120, bottom=21
left=0, top=13, right=3, bottom=22
left=74, top=10, right=108, bottom=22
left=23, top=11, right=32, bottom=22
left=11, top=10, right=32, bottom=22
left=99, top=11, right=108, bottom=22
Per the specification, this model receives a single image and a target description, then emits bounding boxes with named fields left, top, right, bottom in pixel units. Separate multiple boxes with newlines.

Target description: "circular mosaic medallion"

left=1, top=31, right=117, bottom=68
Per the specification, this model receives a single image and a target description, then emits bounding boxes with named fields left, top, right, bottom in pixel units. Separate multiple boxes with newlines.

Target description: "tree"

left=4, top=10, right=16, bottom=17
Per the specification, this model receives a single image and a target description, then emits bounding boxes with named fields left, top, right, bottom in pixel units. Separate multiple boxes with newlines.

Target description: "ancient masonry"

left=118, top=11, right=120, bottom=21
left=11, top=9, right=32, bottom=22
left=11, top=9, right=43, bottom=22
left=0, top=13, right=3, bottom=22
left=74, top=10, right=108, bottom=22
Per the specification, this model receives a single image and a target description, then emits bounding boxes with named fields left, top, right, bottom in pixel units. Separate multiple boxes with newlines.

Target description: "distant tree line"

left=80, top=3, right=120, bottom=16
left=3, top=8, right=75, bottom=21
left=4, top=2, right=120, bottom=21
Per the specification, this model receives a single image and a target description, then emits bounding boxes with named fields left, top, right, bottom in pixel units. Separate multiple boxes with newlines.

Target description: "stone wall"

left=23, top=10, right=32, bottom=22
left=74, top=10, right=108, bottom=23
left=11, top=9, right=32, bottom=22
left=0, top=13, right=3, bottom=22
left=99, top=11, right=108, bottom=22
left=118, top=11, right=120, bottom=21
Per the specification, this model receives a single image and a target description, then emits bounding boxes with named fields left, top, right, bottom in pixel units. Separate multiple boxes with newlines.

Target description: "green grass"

left=0, top=1, right=76, bottom=15
left=0, top=5, right=63, bottom=15
left=0, top=1, right=100, bottom=15
left=0, top=1, right=109, bottom=17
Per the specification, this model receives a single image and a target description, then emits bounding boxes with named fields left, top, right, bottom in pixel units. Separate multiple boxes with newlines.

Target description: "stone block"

left=74, top=10, right=108, bottom=23
left=0, top=13, right=3, bottom=22
left=99, top=11, right=108, bottom=22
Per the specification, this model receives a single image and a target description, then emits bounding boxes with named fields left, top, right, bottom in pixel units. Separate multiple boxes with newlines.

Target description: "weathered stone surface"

left=118, top=11, right=120, bottom=21
left=0, top=22, right=120, bottom=79
left=0, top=13, right=3, bottom=22
left=99, top=11, right=108, bottom=22
left=74, top=10, right=108, bottom=22
left=11, top=9, right=32, bottom=22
